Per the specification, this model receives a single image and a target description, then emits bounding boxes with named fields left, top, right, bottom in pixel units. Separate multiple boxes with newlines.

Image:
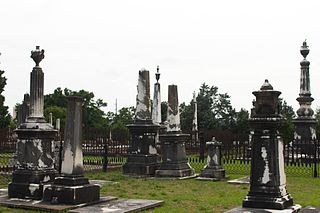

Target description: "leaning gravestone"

left=122, top=69, right=160, bottom=176
left=8, top=46, right=57, bottom=200
left=155, top=85, right=195, bottom=178
left=43, top=96, right=100, bottom=204
left=227, top=80, right=301, bottom=212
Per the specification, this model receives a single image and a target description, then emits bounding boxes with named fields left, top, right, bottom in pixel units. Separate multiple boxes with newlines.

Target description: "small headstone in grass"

left=227, top=176, right=250, bottom=184
left=196, top=137, right=226, bottom=181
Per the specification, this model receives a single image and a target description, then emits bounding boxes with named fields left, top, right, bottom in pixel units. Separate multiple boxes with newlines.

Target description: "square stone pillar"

left=43, top=96, right=100, bottom=204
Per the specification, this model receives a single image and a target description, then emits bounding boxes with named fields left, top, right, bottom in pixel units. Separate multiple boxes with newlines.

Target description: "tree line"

left=1, top=69, right=320, bottom=143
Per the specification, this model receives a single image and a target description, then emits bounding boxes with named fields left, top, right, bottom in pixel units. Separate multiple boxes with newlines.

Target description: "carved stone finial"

left=31, top=46, right=45, bottom=67
left=300, top=40, right=309, bottom=59
left=155, top=65, right=160, bottom=83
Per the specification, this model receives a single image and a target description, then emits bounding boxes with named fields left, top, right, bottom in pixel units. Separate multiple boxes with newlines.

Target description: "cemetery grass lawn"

left=0, top=169, right=320, bottom=212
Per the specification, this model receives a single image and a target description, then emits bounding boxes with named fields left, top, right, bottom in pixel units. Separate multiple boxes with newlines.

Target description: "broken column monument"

left=155, top=85, right=195, bottom=178
left=237, top=80, right=300, bottom=212
left=122, top=69, right=160, bottom=176
left=8, top=46, right=57, bottom=199
left=197, top=137, right=226, bottom=180
left=293, top=41, right=316, bottom=154
left=43, top=96, right=100, bottom=204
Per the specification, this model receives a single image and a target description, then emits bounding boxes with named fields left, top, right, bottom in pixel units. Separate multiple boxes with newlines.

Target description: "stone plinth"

left=123, top=69, right=161, bottom=176
left=198, top=137, right=226, bottom=180
left=43, top=96, right=100, bottom=204
left=155, top=85, right=195, bottom=178
left=242, top=80, right=296, bottom=210
left=8, top=46, right=57, bottom=200
left=123, top=120, right=160, bottom=176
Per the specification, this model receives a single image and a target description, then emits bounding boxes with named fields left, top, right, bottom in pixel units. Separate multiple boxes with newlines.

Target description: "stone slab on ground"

left=225, top=205, right=301, bottom=213
left=152, top=173, right=198, bottom=180
left=0, top=193, right=117, bottom=212
left=300, top=206, right=320, bottom=212
left=195, top=176, right=229, bottom=181
left=227, top=176, right=250, bottom=184
left=89, top=179, right=119, bottom=186
left=69, top=199, right=164, bottom=213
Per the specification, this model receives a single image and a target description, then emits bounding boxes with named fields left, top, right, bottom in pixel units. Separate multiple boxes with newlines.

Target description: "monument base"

left=243, top=193, right=294, bottom=210
left=225, top=205, right=301, bottom=213
left=155, top=161, right=195, bottom=178
left=122, top=154, right=159, bottom=176
left=199, top=167, right=226, bottom=180
left=8, top=168, right=57, bottom=200
left=43, top=175, right=100, bottom=205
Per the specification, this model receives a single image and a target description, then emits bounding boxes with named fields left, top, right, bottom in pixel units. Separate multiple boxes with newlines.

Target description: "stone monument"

left=155, top=85, right=195, bottom=178
left=8, top=46, right=57, bottom=200
left=192, top=91, right=199, bottom=144
left=122, top=69, right=160, bottom=176
left=197, top=137, right=226, bottom=180
left=16, top=94, right=30, bottom=126
left=293, top=41, right=316, bottom=154
left=152, top=66, right=162, bottom=148
left=239, top=80, right=300, bottom=211
left=43, top=96, right=100, bottom=204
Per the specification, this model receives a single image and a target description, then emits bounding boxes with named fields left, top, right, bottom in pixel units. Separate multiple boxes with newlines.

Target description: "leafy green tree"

left=44, top=87, right=108, bottom=129
left=279, top=99, right=295, bottom=143
left=233, top=108, right=249, bottom=134
left=0, top=69, right=11, bottom=128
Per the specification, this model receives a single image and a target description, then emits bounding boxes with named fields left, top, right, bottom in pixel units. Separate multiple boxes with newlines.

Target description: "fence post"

left=103, top=137, right=108, bottom=172
left=313, top=139, right=318, bottom=178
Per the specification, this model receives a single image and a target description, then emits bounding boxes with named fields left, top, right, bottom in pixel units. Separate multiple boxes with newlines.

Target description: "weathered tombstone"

left=122, top=69, right=160, bottom=176
left=239, top=80, right=300, bottom=211
left=155, top=85, right=195, bottom=178
left=293, top=41, right=316, bottom=154
left=8, top=46, right=57, bottom=200
left=16, top=93, right=30, bottom=126
left=43, top=96, right=100, bottom=204
left=197, top=137, right=226, bottom=180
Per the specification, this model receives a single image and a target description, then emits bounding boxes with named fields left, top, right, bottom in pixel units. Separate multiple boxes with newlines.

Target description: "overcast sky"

left=1, top=0, right=320, bottom=115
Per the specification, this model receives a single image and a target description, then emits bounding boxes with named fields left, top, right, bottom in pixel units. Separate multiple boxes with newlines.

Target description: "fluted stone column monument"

left=197, top=137, right=226, bottom=180
left=155, top=85, right=195, bottom=178
left=123, top=69, right=160, bottom=176
left=43, top=96, right=100, bottom=204
left=230, top=80, right=301, bottom=212
left=293, top=41, right=316, bottom=154
left=8, top=46, right=57, bottom=200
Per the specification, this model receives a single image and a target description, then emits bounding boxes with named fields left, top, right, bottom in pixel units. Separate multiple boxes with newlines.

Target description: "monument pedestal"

left=226, top=205, right=301, bottom=213
left=155, top=133, right=194, bottom=178
left=43, top=175, right=100, bottom=205
left=123, top=121, right=160, bottom=176
left=8, top=122, right=57, bottom=200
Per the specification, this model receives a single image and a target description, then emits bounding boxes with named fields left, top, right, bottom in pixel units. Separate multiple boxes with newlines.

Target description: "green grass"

left=0, top=168, right=320, bottom=212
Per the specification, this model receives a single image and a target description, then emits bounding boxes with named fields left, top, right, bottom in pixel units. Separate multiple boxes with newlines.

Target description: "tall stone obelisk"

left=8, top=46, right=57, bottom=200
left=43, top=96, right=100, bottom=204
left=155, top=85, right=195, bottom=177
left=123, top=69, right=160, bottom=176
left=293, top=41, right=316, bottom=145
left=192, top=91, right=199, bottom=144
left=152, top=66, right=162, bottom=147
